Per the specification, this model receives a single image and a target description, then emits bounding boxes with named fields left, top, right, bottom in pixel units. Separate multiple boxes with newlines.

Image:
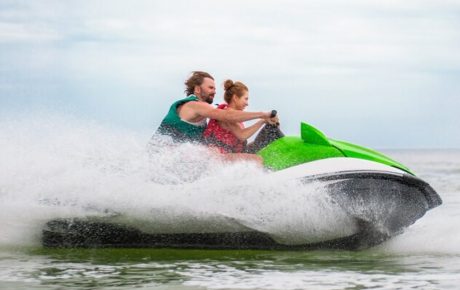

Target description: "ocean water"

left=0, top=114, right=459, bottom=289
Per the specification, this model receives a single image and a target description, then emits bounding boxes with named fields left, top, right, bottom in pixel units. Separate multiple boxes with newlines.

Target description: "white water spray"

left=0, top=113, right=355, bottom=247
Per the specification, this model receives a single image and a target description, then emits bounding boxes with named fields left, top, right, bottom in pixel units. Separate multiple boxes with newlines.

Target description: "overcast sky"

left=1, top=0, right=459, bottom=148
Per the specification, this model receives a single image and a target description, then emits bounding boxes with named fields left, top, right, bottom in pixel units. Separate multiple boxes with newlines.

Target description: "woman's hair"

left=223, top=79, right=248, bottom=103
left=184, top=71, right=214, bottom=96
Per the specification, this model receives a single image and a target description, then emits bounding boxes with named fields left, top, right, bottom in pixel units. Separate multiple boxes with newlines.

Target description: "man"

left=156, top=71, right=275, bottom=143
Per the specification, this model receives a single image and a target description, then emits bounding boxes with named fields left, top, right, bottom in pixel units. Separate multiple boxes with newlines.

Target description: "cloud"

left=0, top=22, right=60, bottom=43
left=1, top=0, right=459, bottom=147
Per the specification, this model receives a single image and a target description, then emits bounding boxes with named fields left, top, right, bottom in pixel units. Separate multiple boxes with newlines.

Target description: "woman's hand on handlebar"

left=265, top=115, right=280, bottom=125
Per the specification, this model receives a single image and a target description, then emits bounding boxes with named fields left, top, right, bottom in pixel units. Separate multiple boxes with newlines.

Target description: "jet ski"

left=42, top=122, right=442, bottom=250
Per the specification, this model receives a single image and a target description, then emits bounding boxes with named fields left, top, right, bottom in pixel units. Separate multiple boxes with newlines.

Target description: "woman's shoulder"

left=216, top=103, right=228, bottom=110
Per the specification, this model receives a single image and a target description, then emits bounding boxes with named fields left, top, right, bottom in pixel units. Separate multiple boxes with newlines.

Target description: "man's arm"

left=184, top=102, right=271, bottom=122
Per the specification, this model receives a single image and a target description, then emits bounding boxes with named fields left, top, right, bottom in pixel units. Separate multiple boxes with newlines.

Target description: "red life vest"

left=203, top=104, right=246, bottom=153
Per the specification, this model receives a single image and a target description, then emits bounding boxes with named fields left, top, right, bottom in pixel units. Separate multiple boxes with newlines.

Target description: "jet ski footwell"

left=42, top=218, right=388, bottom=250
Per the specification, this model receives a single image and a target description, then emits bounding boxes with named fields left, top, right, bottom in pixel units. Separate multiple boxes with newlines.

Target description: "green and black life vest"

left=156, top=95, right=206, bottom=143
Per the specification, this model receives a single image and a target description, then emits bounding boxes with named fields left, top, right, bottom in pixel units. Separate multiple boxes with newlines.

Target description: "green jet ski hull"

left=259, top=122, right=412, bottom=174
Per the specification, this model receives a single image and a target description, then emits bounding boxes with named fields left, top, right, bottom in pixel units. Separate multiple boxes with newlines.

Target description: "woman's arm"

left=224, top=119, right=267, bottom=141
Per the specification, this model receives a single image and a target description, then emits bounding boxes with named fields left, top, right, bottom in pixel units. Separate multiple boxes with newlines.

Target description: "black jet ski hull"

left=308, top=170, right=441, bottom=235
left=42, top=168, right=441, bottom=250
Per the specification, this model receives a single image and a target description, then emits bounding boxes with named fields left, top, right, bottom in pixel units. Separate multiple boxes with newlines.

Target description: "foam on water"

left=0, top=112, right=355, bottom=247
left=378, top=150, right=460, bottom=255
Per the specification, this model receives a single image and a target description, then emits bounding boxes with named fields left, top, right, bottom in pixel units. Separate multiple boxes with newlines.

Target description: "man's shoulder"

left=183, top=94, right=199, bottom=101
left=172, top=95, right=198, bottom=106
left=183, top=100, right=207, bottom=107
left=181, top=98, right=210, bottom=110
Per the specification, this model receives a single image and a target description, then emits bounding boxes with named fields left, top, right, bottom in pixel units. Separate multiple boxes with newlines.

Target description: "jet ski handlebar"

left=270, top=110, right=277, bottom=118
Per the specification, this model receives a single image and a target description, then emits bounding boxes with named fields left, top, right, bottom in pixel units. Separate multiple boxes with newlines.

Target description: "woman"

left=203, top=79, right=283, bottom=164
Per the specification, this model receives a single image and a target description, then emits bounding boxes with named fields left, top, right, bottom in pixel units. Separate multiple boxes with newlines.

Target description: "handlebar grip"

left=270, top=110, right=277, bottom=118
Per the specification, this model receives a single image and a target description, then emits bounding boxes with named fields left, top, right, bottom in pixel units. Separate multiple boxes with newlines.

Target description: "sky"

left=1, top=0, right=459, bottom=148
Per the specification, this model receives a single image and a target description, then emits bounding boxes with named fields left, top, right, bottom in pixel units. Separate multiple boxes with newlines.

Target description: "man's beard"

left=204, top=97, right=213, bottom=104
left=201, top=93, right=214, bottom=104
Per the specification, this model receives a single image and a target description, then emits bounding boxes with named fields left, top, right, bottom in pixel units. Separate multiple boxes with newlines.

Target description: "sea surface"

left=0, top=115, right=459, bottom=289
